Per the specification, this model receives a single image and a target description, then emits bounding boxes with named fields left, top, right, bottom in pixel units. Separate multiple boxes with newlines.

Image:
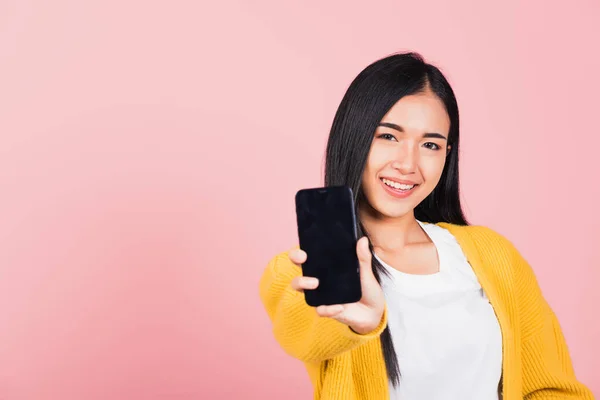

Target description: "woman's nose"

left=391, top=144, right=418, bottom=174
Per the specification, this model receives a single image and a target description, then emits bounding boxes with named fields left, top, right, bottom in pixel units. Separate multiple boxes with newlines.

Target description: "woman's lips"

left=380, top=178, right=419, bottom=199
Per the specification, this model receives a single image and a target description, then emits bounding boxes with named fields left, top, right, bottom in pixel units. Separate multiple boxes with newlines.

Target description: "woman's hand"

left=288, top=237, right=385, bottom=335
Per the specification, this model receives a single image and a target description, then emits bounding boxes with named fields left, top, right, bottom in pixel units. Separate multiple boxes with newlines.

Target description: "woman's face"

left=361, top=89, right=451, bottom=219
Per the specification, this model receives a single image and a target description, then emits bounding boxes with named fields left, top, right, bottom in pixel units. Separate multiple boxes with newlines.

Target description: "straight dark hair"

left=323, top=52, right=469, bottom=387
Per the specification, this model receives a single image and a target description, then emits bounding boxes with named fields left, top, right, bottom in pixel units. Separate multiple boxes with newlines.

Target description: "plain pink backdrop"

left=0, top=0, right=598, bottom=399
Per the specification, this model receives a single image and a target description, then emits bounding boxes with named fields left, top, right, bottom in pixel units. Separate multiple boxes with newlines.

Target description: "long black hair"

left=323, top=52, right=469, bottom=386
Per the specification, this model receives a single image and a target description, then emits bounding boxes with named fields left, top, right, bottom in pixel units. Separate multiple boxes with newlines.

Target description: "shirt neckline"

left=373, top=220, right=446, bottom=279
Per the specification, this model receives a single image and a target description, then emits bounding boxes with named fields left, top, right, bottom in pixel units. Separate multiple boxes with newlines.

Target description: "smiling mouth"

left=381, top=178, right=419, bottom=191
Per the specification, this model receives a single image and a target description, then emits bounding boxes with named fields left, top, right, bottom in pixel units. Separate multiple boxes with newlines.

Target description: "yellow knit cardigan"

left=259, top=223, right=594, bottom=399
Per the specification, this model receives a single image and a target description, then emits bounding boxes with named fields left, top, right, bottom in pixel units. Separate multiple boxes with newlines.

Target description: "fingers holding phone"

left=289, top=249, right=319, bottom=293
left=288, top=248, right=307, bottom=265
left=312, top=237, right=384, bottom=334
left=292, top=186, right=386, bottom=334
left=290, top=276, right=319, bottom=293
left=288, top=234, right=385, bottom=335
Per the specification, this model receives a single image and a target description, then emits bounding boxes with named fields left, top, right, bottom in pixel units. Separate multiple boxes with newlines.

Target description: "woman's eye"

left=378, top=133, right=397, bottom=141
left=423, top=142, right=441, bottom=150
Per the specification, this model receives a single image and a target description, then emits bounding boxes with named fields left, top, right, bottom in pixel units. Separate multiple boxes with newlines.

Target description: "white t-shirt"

left=375, top=220, right=502, bottom=400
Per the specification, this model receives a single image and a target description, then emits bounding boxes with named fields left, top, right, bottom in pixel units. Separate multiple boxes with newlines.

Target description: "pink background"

left=1, top=1, right=598, bottom=399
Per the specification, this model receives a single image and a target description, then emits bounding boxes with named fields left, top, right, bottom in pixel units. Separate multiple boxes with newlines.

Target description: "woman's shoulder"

left=437, top=222, right=539, bottom=285
left=436, top=222, right=517, bottom=249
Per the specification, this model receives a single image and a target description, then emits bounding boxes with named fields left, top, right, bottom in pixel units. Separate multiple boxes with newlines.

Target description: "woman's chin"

left=371, top=202, right=415, bottom=219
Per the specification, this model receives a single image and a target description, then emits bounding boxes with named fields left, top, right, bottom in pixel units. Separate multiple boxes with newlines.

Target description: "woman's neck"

left=359, top=207, right=425, bottom=252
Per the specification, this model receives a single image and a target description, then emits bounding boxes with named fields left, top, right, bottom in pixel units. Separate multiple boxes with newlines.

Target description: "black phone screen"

left=295, top=186, right=362, bottom=306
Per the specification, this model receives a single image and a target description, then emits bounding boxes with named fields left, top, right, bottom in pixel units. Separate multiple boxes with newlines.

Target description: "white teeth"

left=382, top=179, right=415, bottom=190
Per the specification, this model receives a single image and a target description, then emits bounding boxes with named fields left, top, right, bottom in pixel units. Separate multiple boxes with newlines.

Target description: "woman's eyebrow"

left=378, top=122, right=447, bottom=141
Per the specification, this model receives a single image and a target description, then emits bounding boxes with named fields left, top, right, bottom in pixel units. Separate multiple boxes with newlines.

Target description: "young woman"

left=258, top=52, right=594, bottom=400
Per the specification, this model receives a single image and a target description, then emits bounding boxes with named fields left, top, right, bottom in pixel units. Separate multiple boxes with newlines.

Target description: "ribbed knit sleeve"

left=509, top=241, right=595, bottom=399
left=258, top=251, right=388, bottom=363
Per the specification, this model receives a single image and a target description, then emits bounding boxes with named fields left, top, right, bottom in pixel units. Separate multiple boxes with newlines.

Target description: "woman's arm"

left=511, top=247, right=594, bottom=399
left=258, top=251, right=387, bottom=363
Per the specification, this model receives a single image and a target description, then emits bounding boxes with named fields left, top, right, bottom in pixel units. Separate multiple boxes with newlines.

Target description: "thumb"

left=357, top=236, right=375, bottom=282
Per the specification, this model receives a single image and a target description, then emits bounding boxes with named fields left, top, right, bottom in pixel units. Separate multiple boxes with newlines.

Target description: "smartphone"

left=294, top=186, right=362, bottom=307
